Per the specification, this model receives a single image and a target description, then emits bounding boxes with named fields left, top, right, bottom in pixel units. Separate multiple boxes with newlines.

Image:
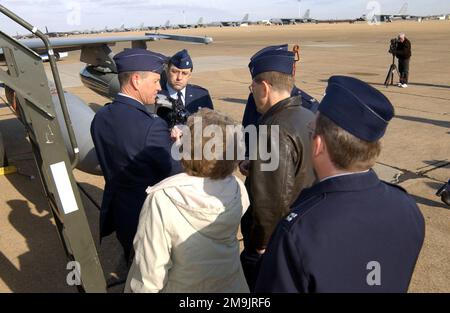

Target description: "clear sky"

left=1, top=0, right=450, bottom=35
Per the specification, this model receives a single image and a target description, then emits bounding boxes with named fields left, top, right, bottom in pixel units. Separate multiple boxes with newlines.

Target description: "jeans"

left=398, top=58, right=410, bottom=84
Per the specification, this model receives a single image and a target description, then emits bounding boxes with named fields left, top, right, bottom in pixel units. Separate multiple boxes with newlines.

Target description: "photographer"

left=392, top=33, right=412, bottom=88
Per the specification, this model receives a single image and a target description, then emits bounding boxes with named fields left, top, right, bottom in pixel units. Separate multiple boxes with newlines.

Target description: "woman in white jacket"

left=125, top=109, right=250, bottom=293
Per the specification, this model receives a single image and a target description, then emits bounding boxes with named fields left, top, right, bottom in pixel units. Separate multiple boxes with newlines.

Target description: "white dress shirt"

left=166, top=83, right=186, bottom=106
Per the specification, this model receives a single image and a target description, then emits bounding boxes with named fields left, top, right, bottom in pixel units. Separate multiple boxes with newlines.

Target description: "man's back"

left=242, top=86, right=318, bottom=129
left=92, top=95, right=177, bottom=186
left=255, top=171, right=425, bottom=293
left=396, top=38, right=412, bottom=59
left=91, top=94, right=181, bottom=242
left=245, top=96, right=316, bottom=249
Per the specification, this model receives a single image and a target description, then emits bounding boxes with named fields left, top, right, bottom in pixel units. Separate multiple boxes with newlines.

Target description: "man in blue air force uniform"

left=158, top=49, right=213, bottom=113
left=91, top=49, right=182, bottom=261
left=254, top=76, right=425, bottom=293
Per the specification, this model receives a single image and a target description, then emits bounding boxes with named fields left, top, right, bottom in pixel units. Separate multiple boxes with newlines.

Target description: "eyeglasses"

left=248, top=80, right=270, bottom=94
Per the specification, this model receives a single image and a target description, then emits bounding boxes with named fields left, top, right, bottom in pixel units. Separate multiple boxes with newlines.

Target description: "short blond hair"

left=315, top=114, right=381, bottom=171
left=254, top=71, right=294, bottom=93
left=181, top=109, right=240, bottom=180
left=118, top=71, right=149, bottom=88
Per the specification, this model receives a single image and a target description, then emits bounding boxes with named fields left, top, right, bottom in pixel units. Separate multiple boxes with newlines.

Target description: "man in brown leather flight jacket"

left=239, top=44, right=316, bottom=291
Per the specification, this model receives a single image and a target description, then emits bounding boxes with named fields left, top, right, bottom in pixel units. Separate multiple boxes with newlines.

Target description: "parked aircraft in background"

left=1, top=32, right=213, bottom=174
left=367, top=2, right=431, bottom=23
left=269, top=9, right=318, bottom=25
left=178, top=17, right=207, bottom=29
left=219, top=13, right=250, bottom=27
left=193, top=17, right=207, bottom=28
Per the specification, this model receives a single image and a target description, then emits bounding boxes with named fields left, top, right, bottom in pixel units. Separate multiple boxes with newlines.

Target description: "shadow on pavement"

left=219, top=97, right=247, bottom=105
left=394, top=115, right=450, bottom=129
left=0, top=199, right=74, bottom=292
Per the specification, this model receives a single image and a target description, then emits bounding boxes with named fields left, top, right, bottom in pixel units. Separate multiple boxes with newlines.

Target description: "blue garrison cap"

left=248, top=44, right=295, bottom=78
left=170, top=49, right=193, bottom=69
left=114, top=48, right=167, bottom=74
left=318, top=76, right=394, bottom=142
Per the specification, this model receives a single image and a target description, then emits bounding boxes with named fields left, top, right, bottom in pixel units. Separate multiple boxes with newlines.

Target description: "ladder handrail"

left=0, top=4, right=79, bottom=169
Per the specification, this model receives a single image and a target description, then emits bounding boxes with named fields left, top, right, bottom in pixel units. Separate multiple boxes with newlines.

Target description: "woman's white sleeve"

left=125, top=193, right=172, bottom=293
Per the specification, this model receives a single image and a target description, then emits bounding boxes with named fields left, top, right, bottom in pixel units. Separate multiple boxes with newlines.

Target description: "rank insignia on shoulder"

left=286, top=212, right=298, bottom=222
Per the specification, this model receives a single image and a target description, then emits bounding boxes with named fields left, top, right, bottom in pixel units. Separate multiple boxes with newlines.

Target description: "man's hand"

left=239, top=160, right=250, bottom=177
left=170, top=125, right=183, bottom=143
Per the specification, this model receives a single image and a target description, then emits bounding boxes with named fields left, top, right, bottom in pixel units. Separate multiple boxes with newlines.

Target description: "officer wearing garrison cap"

left=255, top=76, right=425, bottom=293
left=158, top=49, right=214, bottom=113
left=240, top=45, right=317, bottom=291
left=91, top=49, right=182, bottom=262
left=240, top=44, right=319, bottom=163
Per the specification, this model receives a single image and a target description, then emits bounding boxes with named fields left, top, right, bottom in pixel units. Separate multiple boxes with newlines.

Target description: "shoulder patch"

left=285, top=212, right=298, bottom=222
left=282, top=194, right=324, bottom=228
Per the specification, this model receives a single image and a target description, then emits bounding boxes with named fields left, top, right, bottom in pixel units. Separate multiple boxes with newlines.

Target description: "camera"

left=155, top=94, right=190, bottom=128
left=388, top=38, right=398, bottom=55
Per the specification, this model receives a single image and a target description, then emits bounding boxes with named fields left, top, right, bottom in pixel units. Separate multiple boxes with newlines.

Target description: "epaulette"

left=383, top=181, right=408, bottom=193
left=189, top=84, right=209, bottom=93
left=281, top=194, right=324, bottom=229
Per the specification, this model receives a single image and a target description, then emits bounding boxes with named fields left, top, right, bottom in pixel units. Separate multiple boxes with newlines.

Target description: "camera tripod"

left=384, top=54, right=400, bottom=88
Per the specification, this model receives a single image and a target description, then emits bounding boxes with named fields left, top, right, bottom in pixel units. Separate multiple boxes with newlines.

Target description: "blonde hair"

left=315, top=114, right=381, bottom=171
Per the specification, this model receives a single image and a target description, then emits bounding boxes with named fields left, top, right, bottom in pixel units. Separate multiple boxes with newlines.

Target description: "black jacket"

left=395, top=38, right=412, bottom=60
left=245, top=96, right=317, bottom=250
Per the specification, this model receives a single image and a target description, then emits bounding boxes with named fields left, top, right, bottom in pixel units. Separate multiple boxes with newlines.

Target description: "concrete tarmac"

left=1, top=21, right=449, bottom=292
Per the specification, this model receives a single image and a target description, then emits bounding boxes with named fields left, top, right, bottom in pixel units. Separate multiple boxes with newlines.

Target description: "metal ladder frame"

left=0, top=5, right=106, bottom=292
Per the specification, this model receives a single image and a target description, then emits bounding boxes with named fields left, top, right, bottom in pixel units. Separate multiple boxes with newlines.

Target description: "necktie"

left=177, top=91, right=183, bottom=106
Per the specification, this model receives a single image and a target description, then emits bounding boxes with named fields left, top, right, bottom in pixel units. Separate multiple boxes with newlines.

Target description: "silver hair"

left=398, top=32, right=406, bottom=38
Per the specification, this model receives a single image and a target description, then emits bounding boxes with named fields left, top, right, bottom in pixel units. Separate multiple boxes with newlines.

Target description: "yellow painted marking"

left=0, top=166, right=17, bottom=175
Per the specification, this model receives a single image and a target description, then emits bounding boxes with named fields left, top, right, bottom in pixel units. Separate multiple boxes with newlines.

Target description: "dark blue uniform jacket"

left=254, top=170, right=425, bottom=293
left=91, top=94, right=182, bottom=245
